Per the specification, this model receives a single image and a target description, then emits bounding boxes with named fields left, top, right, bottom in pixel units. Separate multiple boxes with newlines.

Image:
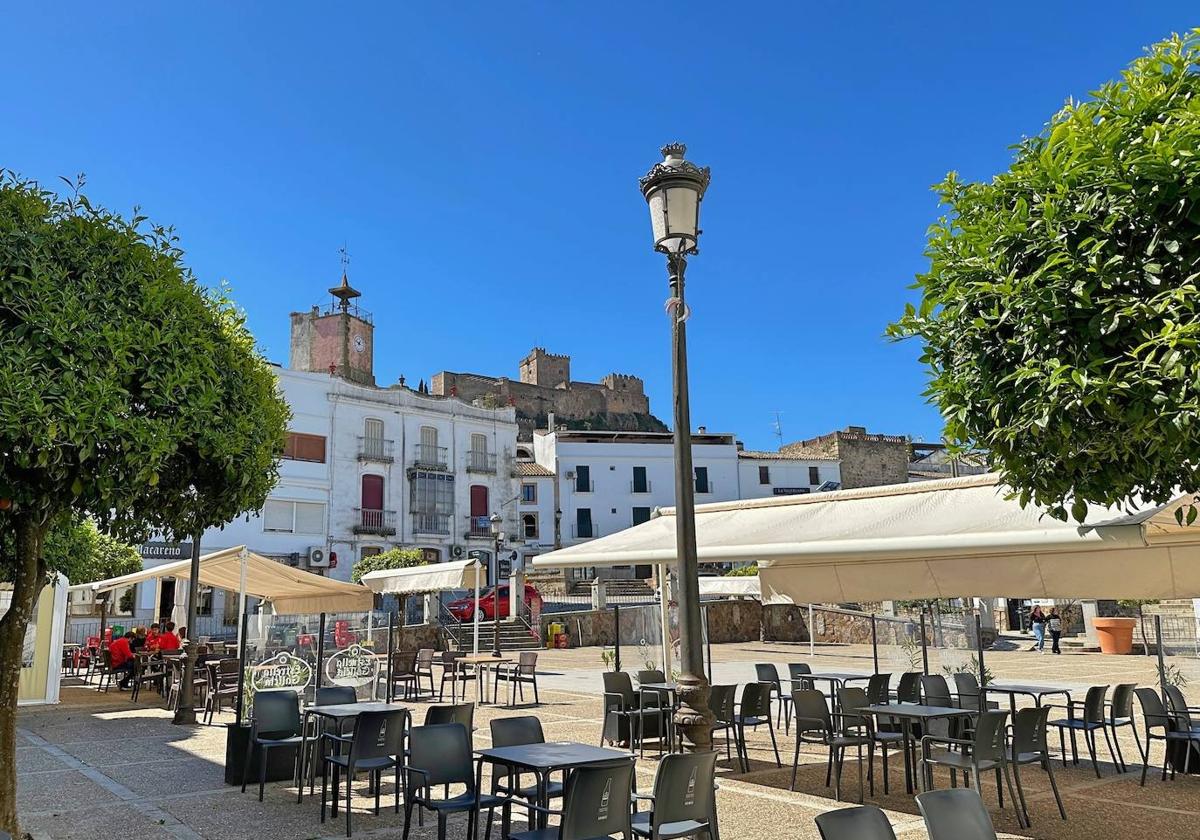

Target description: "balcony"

left=411, top=444, right=449, bottom=471
left=630, top=480, right=653, bottom=494
left=572, top=524, right=600, bottom=540
left=574, top=480, right=595, bottom=493
left=466, top=450, right=497, bottom=474
left=464, top=515, right=491, bottom=539
left=357, top=436, right=395, bottom=463
left=354, top=508, right=397, bottom=536
left=412, top=511, right=452, bottom=535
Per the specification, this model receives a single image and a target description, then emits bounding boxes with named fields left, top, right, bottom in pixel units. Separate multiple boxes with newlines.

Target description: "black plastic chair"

left=490, top=716, right=563, bottom=826
left=755, top=663, right=791, bottom=732
left=631, top=751, right=718, bottom=840
left=1047, top=685, right=1114, bottom=778
left=921, top=675, right=959, bottom=740
left=510, top=759, right=634, bottom=840
left=916, top=788, right=997, bottom=840
left=840, top=686, right=901, bottom=794
left=602, top=672, right=662, bottom=755
left=1164, top=684, right=1200, bottom=732
left=424, top=703, right=474, bottom=734
left=438, top=651, right=473, bottom=702
left=865, top=673, right=890, bottom=706
left=1009, top=705, right=1066, bottom=825
left=814, top=805, right=897, bottom=840
left=920, top=709, right=1023, bottom=829
left=1134, top=687, right=1200, bottom=784
left=708, top=685, right=737, bottom=763
left=896, top=672, right=921, bottom=703
left=322, top=708, right=408, bottom=837
left=952, top=672, right=999, bottom=713
left=495, top=651, right=540, bottom=705
left=1106, top=683, right=1140, bottom=772
left=414, top=648, right=437, bottom=698
left=403, top=723, right=503, bottom=840
left=241, top=689, right=304, bottom=802
left=734, top=682, right=780, bottom=772
left=790, top=688, right=873, bottom=802
left=129, top=653, right=167, bottom=703
left=387, top=650, right=419, bottom=701
left=202, top=658, right=240, bottom=724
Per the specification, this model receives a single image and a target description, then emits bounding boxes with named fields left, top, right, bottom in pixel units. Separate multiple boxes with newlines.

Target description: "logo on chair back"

left=597, top=777, right=612, bottom=821
left=325, top=643, right=379, bottom=688
left=249, top=651, right=313, bottom=693
left=684, top=767, right=697, bottom=807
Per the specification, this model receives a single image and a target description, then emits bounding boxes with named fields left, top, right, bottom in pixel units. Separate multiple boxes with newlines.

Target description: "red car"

left=448, top=583, right=543, bottom=621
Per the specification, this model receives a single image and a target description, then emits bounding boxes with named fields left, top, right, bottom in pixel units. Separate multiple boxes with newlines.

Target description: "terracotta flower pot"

left=1093, top=616, right=1137, bottom=655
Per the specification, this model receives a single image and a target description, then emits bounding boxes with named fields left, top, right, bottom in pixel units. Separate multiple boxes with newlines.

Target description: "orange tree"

left=891, top=32, right=1200, bottom=522
left=0, top=172, right=288, bottom=835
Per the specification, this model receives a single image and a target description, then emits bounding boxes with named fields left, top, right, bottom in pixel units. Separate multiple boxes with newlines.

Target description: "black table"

left=298, top=701, right=410, bottom=803
left=475, top=742, right=632, bottom=829
left=786, top=672, right=873, bottom=714
left=863, top=703, right=977, bottom=793
left=985, top=683, right=1073, bottom=714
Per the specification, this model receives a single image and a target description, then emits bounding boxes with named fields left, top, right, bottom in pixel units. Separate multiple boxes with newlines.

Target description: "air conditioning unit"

left=450, top=545, right=465, bottom=559
left=307, top=546, right=329, bottom=568
left=565, top=470, right=576, bottom=480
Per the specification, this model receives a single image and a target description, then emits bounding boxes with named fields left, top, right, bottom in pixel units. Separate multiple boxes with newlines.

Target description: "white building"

left=528, top=427, right=840, bottom=580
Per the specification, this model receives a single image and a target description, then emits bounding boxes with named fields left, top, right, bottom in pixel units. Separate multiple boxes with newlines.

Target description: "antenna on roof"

left=772, top=411, right=784, bottom=447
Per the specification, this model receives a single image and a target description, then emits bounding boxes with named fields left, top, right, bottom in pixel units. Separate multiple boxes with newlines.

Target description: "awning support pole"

left=808, top=603, right=815, bottom=658
left=871, top=614, right=879, bottom=675
left=920, top=611, right=930, bottom=676
left=1156, top=614, right=1167, bottom=705
left=235, top=610, right=249, bottom=726
left=236, top=548, right=248, bottom=655
left=702, top=604, right=712, bottom=684
left=473, top=564, right=481, bottom=656
left=316, top=613, right=326, bottom=691
left=613, top=605, right=621, bottom=672
left=974, top=612, right=987, bottom=713
left=658, top=564, right=672, bottom=677
left=385, top=610, right=395, bottom=702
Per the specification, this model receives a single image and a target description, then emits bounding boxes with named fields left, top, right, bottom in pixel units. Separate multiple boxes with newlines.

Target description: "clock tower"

left=288, top=271, right=375, bottom=386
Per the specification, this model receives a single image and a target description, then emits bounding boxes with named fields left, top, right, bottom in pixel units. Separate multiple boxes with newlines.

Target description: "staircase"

left=442, top=618, right=543, bottom=652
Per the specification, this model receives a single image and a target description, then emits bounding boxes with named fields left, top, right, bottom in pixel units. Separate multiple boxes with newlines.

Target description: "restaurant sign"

left=324, top=643, right=379, bottom=688
left=772, top=488, right=811, bottom=496
left=139, top=542, right=193, bottom=562
left=249, top=651, right=313, bottom=693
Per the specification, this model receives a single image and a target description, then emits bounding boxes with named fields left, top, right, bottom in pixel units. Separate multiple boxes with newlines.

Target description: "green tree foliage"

left=889, top=32, right=1200, bottom=521
left=0, top=172, right=289, bottom=834
left=41, top=516, right=142, bottom=585
left=723, top=563, right=758, bottom=577
left=350, top=548, right=428, bottom=584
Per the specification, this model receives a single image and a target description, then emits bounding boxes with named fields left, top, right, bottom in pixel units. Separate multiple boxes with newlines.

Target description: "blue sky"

left=4, top=4, right=1193, bottom=449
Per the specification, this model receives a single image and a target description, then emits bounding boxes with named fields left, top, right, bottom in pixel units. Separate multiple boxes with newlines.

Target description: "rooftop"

left=737, top=450, right=840, bottom=462
left=515, top=462, right=554, bottom=477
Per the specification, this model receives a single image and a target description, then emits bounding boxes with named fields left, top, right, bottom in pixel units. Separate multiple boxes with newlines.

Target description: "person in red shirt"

left=145, top=623, right=161, bottom=651
left=109, top=632, right=136, bottom=689
left=157, top=622, right=181, bottom=652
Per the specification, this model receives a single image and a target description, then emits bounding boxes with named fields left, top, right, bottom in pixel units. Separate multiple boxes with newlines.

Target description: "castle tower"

left=519, top=347, right=570, bottom=389
left=289, top=270, right=375, bottom=386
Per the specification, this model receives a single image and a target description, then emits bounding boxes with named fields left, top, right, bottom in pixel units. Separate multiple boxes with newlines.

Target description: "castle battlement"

left=600, top=373, right=644, bottom=393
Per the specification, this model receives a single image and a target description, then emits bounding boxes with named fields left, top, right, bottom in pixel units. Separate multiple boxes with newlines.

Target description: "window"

left=282, top=432, right=326, bottom=463
left=363, top=418, right=384, bottom=440
left=361, top=546, right=383, bottom=561
left=632, top=507, right=652, bottom=526
left=196, top=587, right=213, bottom=617
left=809, top=466, right=821, bottom=485
left=694, top=466, right=710, bottom=494
left=521, top=483, right=537, bottom=504
left=758, top=465, right=771, bottom=485
left=575, top=465, right=591, bottom=493
left=522, top=513, right=538, bottom=539
left=576, top=508, right=593, bottom=539
left=411, top=470, right=454, bottom=513
left=471, top=433, right=488, bottom=455
left=360, top=474, right=385, bottom=511
left=421, top=426, right=438, bottom=448
left=632, top=466, right=649, bottom=494
left=262, top=499, right=326, bottom=534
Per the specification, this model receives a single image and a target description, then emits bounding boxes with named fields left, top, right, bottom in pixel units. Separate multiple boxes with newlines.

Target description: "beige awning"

left=359, top=559, right=485, bottom=595
left=68, top=546, right=373, bottom=615
left=698, top=575, right=761, bottom=598
left=532, top=474, right=1200, bottom=601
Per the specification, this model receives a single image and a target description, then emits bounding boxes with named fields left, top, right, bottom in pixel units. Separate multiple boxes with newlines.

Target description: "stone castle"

left=432, top=348, right=668, bottom=439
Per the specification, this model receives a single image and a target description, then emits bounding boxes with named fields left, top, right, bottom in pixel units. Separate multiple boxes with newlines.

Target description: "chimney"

left=697, top=425, right=707, bottom=434
left=547, top=411, right=556, bottom=432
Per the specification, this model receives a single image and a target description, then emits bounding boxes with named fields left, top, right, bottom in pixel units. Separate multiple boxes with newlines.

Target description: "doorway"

left=158, top=579, right=176, bottom=623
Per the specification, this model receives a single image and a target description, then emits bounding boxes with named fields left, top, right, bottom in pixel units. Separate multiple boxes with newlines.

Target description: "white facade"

left=203, top=366, right=521, bottom=583
left=736, top=453, right=841, bottom=499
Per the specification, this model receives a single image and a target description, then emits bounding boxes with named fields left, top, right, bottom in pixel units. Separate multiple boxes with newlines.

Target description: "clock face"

left=353, top=335, right=366, bottom=353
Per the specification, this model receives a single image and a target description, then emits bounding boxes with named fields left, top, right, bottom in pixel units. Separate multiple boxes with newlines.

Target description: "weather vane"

left=338, top=243, right=351, bottom=274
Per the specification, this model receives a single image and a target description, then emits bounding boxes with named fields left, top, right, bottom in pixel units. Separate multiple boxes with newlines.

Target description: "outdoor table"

left=474, top=741, right=633, bottom=830
left=638, top=682, right=678, bottom=753
left=786, top=672, right=873, bottom=713
left=984, top=683, right=1073, bottom=715
left=863, top=703, right=977, bottom=794
left=455, top=654, right=511, bottom=704
left=298, top=701, right=410, bottom=803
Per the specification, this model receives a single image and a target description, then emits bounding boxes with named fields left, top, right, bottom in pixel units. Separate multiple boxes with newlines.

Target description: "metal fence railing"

left=65, top=613, right=239, bottom=644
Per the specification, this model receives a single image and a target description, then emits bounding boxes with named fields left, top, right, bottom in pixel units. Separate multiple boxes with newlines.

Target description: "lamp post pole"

left=489, top=513, right=503, bottom=658
left=640, top=143, right=713, bottom=750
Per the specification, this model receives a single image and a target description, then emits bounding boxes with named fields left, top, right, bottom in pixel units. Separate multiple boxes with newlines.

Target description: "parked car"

left=448, top=583, right=543, bottom=621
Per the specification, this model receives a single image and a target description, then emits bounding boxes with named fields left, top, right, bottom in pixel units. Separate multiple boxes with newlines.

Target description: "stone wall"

left=390, top=621, right=443, bottom=652
left=783, top=426, right=910, bottom=488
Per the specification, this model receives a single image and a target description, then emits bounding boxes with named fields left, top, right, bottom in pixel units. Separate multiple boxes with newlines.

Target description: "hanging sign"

left=249, top=651, right=313, bottom=693
left=324, top=643, right=379, bottom=688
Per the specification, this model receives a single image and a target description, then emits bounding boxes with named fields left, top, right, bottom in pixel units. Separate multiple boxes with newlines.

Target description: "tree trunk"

left=0, top=513, right=48, bottom=837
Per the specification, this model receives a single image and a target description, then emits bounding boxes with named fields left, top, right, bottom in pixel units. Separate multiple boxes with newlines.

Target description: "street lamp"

left=639, top=143, right=713, bottom=751
left=489, top=513, right=504, bottom=657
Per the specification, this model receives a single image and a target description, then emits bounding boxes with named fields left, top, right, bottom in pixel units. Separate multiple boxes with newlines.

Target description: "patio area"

left=15, top=638, right=1200, bottom=840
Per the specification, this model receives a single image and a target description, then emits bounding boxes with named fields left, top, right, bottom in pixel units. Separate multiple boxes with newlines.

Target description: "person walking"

left=1029, top=605, right=1046, bottom=653
left=1048, top=608, right=1063, bottom=654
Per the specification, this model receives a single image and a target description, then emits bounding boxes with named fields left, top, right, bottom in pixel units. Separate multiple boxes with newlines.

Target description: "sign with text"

left=772, top=488, right=811, bottom=496
left=324, top=643, right=379, bottom=688
left=249, top=651, right=313, bottom=694
left=139, top=542, right=193, bottom=562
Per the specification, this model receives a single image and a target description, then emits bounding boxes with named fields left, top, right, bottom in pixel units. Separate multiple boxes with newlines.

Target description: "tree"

left=37, top=516, right=143, bottom=587
left=0, top=172, right=288, bottom=835
left=889, top=32, right=1200, bottom=521
left=350, top=547, right=429, bottom=584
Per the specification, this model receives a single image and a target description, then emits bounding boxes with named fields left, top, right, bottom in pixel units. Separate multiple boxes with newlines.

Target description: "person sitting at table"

left=157, top=622, right=181, bottom=652
left=131, top=626, right=148, bottom=652
left=110, top=631, right=136, bottom=689
left=145, top=623, right=161, bottom=650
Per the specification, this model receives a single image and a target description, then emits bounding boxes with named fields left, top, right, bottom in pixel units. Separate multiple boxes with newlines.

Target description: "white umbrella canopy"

left=68, top=545, right=373, bottom=615
left=532, top=474, right=1200, bottom=602
left=359, top=559, right=485, bottom=595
